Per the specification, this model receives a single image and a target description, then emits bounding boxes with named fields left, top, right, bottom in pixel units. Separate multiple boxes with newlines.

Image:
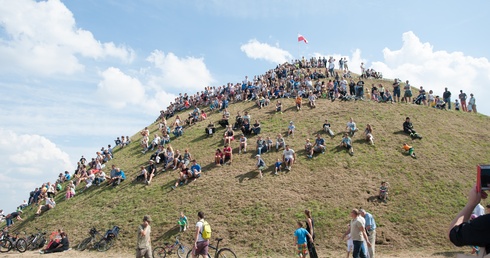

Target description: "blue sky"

left=0, top=0, right=489, bottom=213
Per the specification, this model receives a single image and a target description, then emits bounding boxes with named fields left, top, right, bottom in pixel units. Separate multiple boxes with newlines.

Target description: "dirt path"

left=0, top=248, right=467, bottom=258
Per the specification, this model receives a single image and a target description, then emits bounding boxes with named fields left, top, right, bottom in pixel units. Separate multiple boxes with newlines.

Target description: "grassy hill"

left=11, top=75, right=490, bottom=257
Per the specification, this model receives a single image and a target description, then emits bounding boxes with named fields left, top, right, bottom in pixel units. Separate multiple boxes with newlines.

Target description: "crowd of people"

left=2, top=57, right=484, bottom=257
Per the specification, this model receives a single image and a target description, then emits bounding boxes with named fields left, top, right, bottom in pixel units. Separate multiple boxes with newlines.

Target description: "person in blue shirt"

left=340, top=133, right=354, bottom=156
left=294, top=221, right=313, bottom=258
left=190, top=160, right=202, bottom=180
left=112, top=168, right=126, bottom=186
left=360, top=209, right=376, bottom=258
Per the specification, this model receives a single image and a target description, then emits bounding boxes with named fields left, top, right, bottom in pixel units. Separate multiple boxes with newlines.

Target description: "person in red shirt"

left=223, top=144, right=233, bottom=165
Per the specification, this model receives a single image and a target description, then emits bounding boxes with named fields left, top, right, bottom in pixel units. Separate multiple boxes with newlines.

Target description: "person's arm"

left=341, top=225, right=351, bottom=240
left=293, top=152, right=296, bottom=163
left=307, top=232, right=314, bottom=242
left=139, top=225, right=146, bottom=237
left=448, top=185, right=487, bottom=239
left=194, top=224, right=200, bottom=249
left=360, top=225, right=371, bottom=247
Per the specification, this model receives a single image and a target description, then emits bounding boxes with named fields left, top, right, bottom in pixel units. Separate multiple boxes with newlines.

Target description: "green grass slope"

left=12, top=77, right=490, bottom=257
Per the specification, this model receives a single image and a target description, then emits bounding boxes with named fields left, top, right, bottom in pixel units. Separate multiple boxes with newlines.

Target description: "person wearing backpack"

left=192, top=211, right=210, bottom=258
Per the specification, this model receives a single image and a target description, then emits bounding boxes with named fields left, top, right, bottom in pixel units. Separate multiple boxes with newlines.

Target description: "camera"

left=477, top=164, right=490, bottom=192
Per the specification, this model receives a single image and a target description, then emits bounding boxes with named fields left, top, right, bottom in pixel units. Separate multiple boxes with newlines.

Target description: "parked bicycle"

left=77, top=226, right=120, bottom=252
left=186, top=238, right=236, bottom=258
left=153, top=236, right=189, bottom=258
left=0, top=230, right=24, bottom=253
left=16, top=228, right=47, bottom=252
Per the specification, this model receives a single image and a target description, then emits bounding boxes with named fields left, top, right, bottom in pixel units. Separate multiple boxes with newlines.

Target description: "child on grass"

left=178, top=211, right=188, bottom=232
left=288, top=121, right=295, bottom=137
left=256, top=155, right=266, bottom=179
left=402, top=143, right=416, bottom=158
left=379, top=181, right=389, bottom=202
left=274, top=158, right=282, bottom=175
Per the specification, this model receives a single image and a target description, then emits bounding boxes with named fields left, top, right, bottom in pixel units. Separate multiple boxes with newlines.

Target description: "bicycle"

left=76, top=227, right=104, bottom=251
left=0, top=230, right=24, bottom=253
left=186, top=238, right=236, bottom=258
left=153, top=236, right=189, bottom=258
left=97, top=226, right=120, bottom=252
left=77, top=226, right=120, bottom=252
left=16, top=228, right=47, bottom=252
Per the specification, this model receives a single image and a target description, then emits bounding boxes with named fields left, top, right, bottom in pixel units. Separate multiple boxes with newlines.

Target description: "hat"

left=143, top=215, right=152, bottom=222
left=359, top=209, right=366, bottom=214
left=289, top=121, right=293, bottom=124
left=256, top=154, right=260, bottom=157
left=149, top=160, right=154, bottom=163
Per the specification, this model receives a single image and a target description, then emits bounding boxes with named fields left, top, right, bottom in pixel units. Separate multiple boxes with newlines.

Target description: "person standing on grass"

left=294, top=221, right=314, bottom=258
left=305, top=209, right=319, bottom=258
left=443, top=87, right=452, bottom=110
left=192, top=211, right=209, bottom=258
left=459, top=90, right=468, bottom=112
left=468, top=93, right=477, bottom=113
left=343, top=209, right=371, bottom=258
left=136, top=215, right=152, bottom=258
left=360, top=209, right=377, bottom=258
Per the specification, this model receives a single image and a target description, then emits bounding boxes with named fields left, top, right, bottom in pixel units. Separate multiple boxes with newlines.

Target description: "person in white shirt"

left=282, top=145, right=296, bottom=171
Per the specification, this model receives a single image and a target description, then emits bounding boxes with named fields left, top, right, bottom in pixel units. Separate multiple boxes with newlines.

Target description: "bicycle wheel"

left=152, top=246, right=167, bottom=258
left=177, top=244, right=189, bottom=258
left=77, top=237, right=92, bottom=251
left=186, top=249, right=211, bottom=258
left=16, top=238, right=28, bottom=253
left=216, top=248, right=237, bottom=258
left=0, top=239, right=12, bottom=253
left=96, top=238, right=114, bottom=252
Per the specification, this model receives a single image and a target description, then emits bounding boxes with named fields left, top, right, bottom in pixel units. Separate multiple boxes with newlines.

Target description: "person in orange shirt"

left=295, top=95, right=302, bottom=111
left=402, top=143, right=416, bottom=158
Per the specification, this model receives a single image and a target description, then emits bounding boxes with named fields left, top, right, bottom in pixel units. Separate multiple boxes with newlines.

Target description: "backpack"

left=201, top=220, right=212, bottom=240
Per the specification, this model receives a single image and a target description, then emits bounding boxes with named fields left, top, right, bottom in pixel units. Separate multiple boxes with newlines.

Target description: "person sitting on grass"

left=223, top=125, right=235, bottom=145
left=313, top=134, right=326, bottom=154
left=233, top=111, right=244, bottom=130
left=379, top=181, right=389, bottom=202
left=161, top=131, right=171, bottom=145
left=109, top=168, right=126, bottom=186
left=346, top=117, right=358, bottom=137
left=171, top=164, right=192, bottom=190
left=146, top=160, right=157, bottom=185
left=179, top=149, right=192, bottom=170
left=402, top=143, right=416, bottom=158
left=256, top=136, right=267, bottom=155
left=241, top=119, right=251, bottom=135
left=35, top=197, right=55, bottom=216
left=256, top=154, right=266, bottom=179
left=252, top=120, right=261, bottom=135
left=340, top=133, right=354, bottom=156
left=94, top=170, right=106, bottom=186
left=238, top=134, right=247, bottom=154
left=172, top=124, right=183, bottom=137
left=205, top=121, right=216, bottom=137
left=364, top=124, right=374, bottom=145
left=178, top=212, right=188, bottom=232
left=295, top=95, right=303, bottom=111
left=274, top=158, right=282, bottom=175
left=223, top=144, right=233, bottom=165
left=171, top=149, right=182, bottom=170
left=403, top=117, right=422, bottom=139
left=308, top=91, right=316, bottom=108
left=305, top=139, right=314, bottom=159
left=265, top=136, right=273, bottom=152
left=163, top=146, right=175, bottom=171
left=189, top=160, right=202, bottom=181
left=276, top=133, right=286, bottom=151
left=276, top=100, right=283, bottom=113
left=323, top=119, right=335, bottom=138
left=40, top=231, right=69, bottom=254
left=282, top=145, right=296, bottom=171
left=135, top=166, right=147, bottom=183
left=288, top=121, right=296, bottom=137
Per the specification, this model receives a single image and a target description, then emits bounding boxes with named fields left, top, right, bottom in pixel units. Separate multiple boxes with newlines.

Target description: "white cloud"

left=146, top=51, right=215, bottom=94
left=240, top=39, right=293, bottom=64
left=0, top=0, right=135, bottom=76
left=97, top=67, right=146, bottom=109
left=0, top=129, right=73, bottom=212
left=371, top=31, right=490, bottom=115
